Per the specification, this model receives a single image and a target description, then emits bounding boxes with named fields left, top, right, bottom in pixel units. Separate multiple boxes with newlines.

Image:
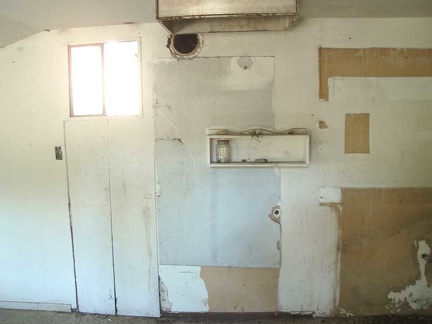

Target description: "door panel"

left=65, top=118, right=160, bottom=317
left=65, top=119, right=115, bottom=315
left=108, top=118, right=160, bottom=316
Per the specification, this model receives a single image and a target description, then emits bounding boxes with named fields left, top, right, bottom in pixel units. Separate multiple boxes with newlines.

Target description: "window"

left=69, top=41, right=141, bottom=117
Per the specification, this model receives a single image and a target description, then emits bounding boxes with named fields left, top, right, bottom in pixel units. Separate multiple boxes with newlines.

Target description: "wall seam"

left=62, top=120, right=79, bottom=311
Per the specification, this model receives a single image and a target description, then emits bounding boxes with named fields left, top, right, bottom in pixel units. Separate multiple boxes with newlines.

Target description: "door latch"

left=55, top=146, right=63, bottom=160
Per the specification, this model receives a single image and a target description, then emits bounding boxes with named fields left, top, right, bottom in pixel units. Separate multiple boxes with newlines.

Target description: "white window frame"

left=68, top=39, right=143, bottom=118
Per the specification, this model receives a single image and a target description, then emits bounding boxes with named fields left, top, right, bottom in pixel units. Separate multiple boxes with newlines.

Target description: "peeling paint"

left=318, top=120, right=329, bottom=129
left=159, top=265, right=209, bottom=313
left=387, top=241, right=432, bottom=313
left=159, top=281, right=172, bottom=312
left=269, top=206, right=281, bottom=251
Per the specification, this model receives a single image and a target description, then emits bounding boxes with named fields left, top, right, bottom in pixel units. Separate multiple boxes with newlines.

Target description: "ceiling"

left=0, top=0, right=431, bottom=48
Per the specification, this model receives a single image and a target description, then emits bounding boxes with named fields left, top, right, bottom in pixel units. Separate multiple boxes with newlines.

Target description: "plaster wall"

left=0, top=18, right=431, bottom=316
left=156, top=18, right=432, bottom=315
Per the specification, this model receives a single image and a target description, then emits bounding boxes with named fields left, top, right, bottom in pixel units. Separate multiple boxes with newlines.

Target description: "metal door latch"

left=55, top=146, right=63, bottom=160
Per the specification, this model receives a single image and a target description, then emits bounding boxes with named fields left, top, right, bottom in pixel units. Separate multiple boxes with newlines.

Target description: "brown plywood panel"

left=345, top=113, right=370, bottom=154
left=339, top=188, right=432, bottom=315
left=319, top=48, right=432, bottom=100
left=201, top=267, right=279, bottom=312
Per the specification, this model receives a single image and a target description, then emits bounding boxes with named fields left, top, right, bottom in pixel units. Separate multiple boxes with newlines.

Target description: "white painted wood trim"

left=0, top=301, right=71, bottom=312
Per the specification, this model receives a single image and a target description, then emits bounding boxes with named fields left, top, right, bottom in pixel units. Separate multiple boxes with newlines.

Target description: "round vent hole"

left=168, top=33, right=202, bottom=58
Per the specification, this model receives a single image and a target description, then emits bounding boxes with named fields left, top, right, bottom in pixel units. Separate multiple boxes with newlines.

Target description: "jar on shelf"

left=216, top=139, right=231, bottom=163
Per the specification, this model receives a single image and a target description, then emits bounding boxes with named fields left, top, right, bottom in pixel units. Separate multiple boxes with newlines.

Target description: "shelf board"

left=209, top=161, right=308, bottom=168
left=207, top=134, right=307, bottom=138
left=207, top=129, right=310, bottom=168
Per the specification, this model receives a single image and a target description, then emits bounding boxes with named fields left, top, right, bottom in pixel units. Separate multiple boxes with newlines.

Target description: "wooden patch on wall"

left=345, top=113, right=370, bottom=154
left=319, top=48, right=432, bottom=101
left=201, top=267, right=279, bottom=312
left=339, top=188, right=432, bottom=315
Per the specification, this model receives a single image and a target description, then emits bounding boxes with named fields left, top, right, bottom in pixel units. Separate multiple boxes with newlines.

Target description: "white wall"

left=195, top=18, right=432, bottom=315
left=0, top=32, right=76, bottom=309
left=154, top=56, right=281, bottom=268
left=0, top=24, right=163, bottom=314
left=0, top=18, right=431, bottom=316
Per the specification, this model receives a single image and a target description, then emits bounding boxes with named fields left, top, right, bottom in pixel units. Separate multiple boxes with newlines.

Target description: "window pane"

left=104, top=41, right=140, bottom=116
left=70, top=46, right=104, bottom=116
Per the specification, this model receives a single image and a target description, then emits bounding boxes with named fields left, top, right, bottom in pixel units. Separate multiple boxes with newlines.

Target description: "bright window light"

left=104, top=42, right=140, bottom=116
left=70, top=46, right=103, bottom=116
left=69, top=41, right=140, bottom=117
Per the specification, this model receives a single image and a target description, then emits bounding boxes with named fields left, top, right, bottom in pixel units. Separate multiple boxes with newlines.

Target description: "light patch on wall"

left=345, top=113, right=370, bottom=154
left=330, top=77, right=432, bottom=102
left=159, top=265, right=209, bottom=313
left=154, top=57, right=280, bottom=268
left=225, top=56, right=274, bottom=90
left=319, top=48, right=432, bottom=101
left=319, top=187, right=342, bottom=205
left=416, top=114, right=432, bottom=140
left=387, top=241, right=432, bottom=313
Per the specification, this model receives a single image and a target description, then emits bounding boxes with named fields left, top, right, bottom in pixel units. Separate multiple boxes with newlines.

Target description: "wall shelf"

left=207, top=128, right=310, bottom=168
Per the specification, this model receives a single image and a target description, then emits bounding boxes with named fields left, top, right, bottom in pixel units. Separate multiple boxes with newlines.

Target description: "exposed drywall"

left=388, top=240, right=432, bottom=313
left=339, top=188, right=432, bottom=316
left=319, top=48, right=432, bottom=101
left=201, top=267, right=279, bottom=312
left=154, top=57, right=281, bottom=268
left=159, top=265, right=278, bottom=313
left=344, top=113, right=370, bottom=154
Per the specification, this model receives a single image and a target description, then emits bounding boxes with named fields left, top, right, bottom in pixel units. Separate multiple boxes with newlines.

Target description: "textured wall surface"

left=0, top=18, right=431, bottom=316
left=340, top=188, right=432, bottom=315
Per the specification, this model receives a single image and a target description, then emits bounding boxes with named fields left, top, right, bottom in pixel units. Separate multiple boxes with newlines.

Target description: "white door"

left=64, top=118, right=159, bottom=317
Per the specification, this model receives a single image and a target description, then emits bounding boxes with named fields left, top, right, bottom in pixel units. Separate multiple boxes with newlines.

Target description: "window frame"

left=68, top=39, right=142, bottom=118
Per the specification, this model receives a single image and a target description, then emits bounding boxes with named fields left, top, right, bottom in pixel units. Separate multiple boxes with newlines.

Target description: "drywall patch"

left=159, top=265, right=209, bottom=313
left=319, top=187, right=342, bottom=205
left=416, top=131, right=432, bottom=140
left=237, top=57, right=253, bottom=70
left=154, top=57, right=280, bottom=268
left=330, top=77, right=432, bottom=102
left=387, top=241, right=432, bottom=313
left=339, top=188, right=432, bottom=315
left=319, top=48, right=432, bottom=101
left=345, top=113, right=370, bottom=154
left=200, top=267, right=279, bottom=312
